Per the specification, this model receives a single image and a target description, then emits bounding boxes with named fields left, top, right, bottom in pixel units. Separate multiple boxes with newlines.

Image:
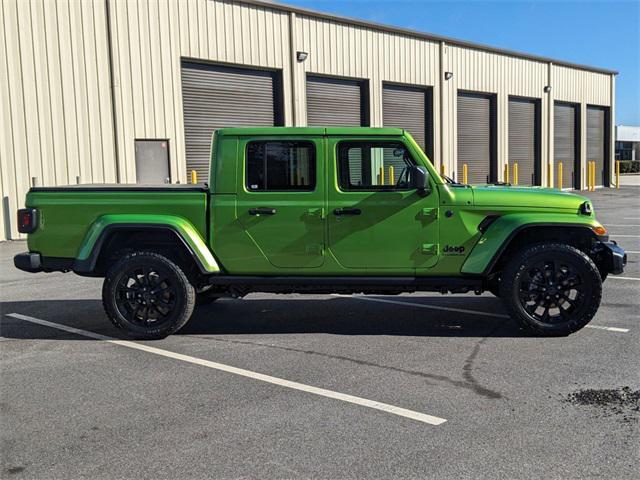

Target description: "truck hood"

left=471, top=185, right=589, bottom=210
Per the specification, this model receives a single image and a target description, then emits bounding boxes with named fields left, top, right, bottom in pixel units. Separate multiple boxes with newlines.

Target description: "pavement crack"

left=185, top=334, right=503, bottom=399
left=461, top=326, right=503, bottom=399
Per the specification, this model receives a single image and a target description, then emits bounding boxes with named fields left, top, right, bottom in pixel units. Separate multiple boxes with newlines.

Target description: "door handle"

left=333, top=208, right=361, bottom=216
left=248, top=208, right=276, bottom=216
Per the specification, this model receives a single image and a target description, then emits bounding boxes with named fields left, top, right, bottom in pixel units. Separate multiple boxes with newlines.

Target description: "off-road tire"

left=102, top=251, right=196, bottom=339
left=500, top=242, right=602, bottom=336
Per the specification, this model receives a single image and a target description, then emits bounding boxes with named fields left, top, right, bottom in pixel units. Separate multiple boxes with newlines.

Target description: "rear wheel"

left=102, top=251, right=196, bottom=339
left=500, top=242, right=602, bottom=336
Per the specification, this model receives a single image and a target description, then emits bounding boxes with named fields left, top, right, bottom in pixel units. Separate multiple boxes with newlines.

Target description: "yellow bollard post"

left=190, top=170, right=197, bottom=184
left=513, top=163, right=518, bottom=186
left=463, top=164, right=468, bottom=184
left=557, top=162, right=563, bottom=190
left=587, top=162, right=591, bottom=191
left=388, top=165, right=395, bottom=185
left=504, top=163, right=510, bottom=183
left=616, top=160, right=620, bottom=189
left=590, top=161, right=595, bottom=191
left=440, top=163, right=446, bottom=177
left=379, top=166, right=385, bottom=186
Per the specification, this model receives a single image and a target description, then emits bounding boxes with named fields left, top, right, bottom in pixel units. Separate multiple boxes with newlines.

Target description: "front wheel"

left=500, top=242, right=602, bottom=336
left=102, top=251, right=196, bottom=339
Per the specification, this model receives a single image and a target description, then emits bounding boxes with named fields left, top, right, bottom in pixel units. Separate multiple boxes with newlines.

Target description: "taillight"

left=17, top=208, right=38, bottom=233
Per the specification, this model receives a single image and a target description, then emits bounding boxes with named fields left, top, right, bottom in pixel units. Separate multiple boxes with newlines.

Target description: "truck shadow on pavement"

left=1, top=296, right=528, bottom=340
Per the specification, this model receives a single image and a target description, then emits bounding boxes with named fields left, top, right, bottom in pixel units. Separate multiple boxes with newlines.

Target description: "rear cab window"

left=246, top=141, right=316, bottom=191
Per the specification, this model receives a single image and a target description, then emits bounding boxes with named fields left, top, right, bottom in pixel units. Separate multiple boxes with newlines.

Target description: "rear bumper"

left=14, top=252, right=42, bottom=272
left=14, top=252, right=74, bottom=273
left=592, top=241, right=627, bottom=275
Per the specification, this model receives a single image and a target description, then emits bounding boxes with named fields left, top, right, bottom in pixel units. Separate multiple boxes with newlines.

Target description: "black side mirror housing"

left=410, top=166, right=430, bottom=196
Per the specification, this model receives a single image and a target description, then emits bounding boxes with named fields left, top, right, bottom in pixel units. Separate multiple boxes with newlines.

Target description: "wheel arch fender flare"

left=73, top=214, right=220, bottom=275
left=461, top=213, right=601, bottom=275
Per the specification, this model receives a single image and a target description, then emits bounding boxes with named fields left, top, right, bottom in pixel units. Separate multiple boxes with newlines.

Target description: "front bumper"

left=14, top=252, right=43, bottom=272
left=592, top=241, right=627, bottom=275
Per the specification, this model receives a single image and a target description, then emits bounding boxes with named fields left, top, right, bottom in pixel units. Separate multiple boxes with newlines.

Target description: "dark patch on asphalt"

left=185, top=334, right=504, bottom=399
left=4, top=466, right=25, bottom=475
left=566, top=387, right=640, bottom=422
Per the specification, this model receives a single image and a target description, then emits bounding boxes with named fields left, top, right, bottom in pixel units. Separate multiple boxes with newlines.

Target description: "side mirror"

left=410, top=166, right=430, bottom=196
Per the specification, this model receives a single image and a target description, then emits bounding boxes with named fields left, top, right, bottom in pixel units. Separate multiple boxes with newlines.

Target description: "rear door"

left=235, top=137, right=325, bottom=268
left=327, top=136, right=439, bottom=271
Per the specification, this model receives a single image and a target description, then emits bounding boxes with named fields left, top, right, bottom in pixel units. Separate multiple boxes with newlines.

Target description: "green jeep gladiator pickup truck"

left=15, top=127, right=626, bottom=339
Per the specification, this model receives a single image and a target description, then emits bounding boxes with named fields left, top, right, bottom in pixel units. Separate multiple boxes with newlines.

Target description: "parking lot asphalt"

left=1, top=187, right=639, bottom=479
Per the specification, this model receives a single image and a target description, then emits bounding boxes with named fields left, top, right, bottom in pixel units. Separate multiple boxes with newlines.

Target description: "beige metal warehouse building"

left=0, top=0, right=617, bottom=241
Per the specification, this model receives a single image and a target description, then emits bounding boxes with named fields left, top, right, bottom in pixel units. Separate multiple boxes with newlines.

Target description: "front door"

left=236, top=137, right=325, bottom=268
left=327, top=137, right=439, bottom=272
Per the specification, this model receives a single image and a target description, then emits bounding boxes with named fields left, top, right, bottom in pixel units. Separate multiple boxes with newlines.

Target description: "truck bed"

left=25, top=185, right=209, bottom=260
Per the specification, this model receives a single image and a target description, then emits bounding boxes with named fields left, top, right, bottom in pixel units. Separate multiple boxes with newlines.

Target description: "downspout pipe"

left=105, top=0, right=121, bottom=183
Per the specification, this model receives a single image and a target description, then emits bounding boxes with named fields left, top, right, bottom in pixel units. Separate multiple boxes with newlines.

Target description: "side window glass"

left=337, top=141, right=417, bottom=191
left=246, top=141, right=316, bottom=191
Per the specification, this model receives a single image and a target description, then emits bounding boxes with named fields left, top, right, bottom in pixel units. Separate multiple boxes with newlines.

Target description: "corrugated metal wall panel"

left=552, top=65, right=611, bottom=106
left=382, top=84, right=427, bottom=150
left=306, top=76, right=364, bottom=126
left=181, top=62, right=278, bottom=182
left=554, top=103, right=578, bottom=189
left=508, top=98, right=538, bottom=186
left=587, top=106, right=606, bottom=186
left=0, top=0, right=116, bottom=241
left=457, top=93, right=494, bottom=184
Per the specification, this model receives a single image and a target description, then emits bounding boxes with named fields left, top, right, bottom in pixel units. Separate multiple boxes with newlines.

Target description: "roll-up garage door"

left=181, top=62, right=281, bottom=182
left=383, top=84, right=428, bottom=151
left=306, top=76, right=367, bottom=126
left=554, top=103, right=578, bottom=189
left=587, top=106, right=606, bottom=187
left=508, top=98, right=539, bottom=186
left=457, top=92, right=495, bottom=184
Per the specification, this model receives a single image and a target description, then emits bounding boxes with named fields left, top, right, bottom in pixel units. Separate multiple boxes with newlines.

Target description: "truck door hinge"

left=421, top=208, right=437, bottom=218
left=421, top=243, right=438, bottom=255
left=306, top=207, right=325, bottom=219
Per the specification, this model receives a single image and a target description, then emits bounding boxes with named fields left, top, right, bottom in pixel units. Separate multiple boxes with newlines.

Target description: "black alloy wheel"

left=103, top=251, right=195, bottom=339
left=115, top=266, right=177, bottom=327
left=501, top=242, right=602, bottom=336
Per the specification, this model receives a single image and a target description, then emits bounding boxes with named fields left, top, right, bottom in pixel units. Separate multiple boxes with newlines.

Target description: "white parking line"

left=624, top=217, right=640, bottom=220
left=585, top=325, right=630, bottom=333
left=337, top=296, right=629, bottom=333
left=604, top=224, right=640, bottom=227
left=624, top=251, right=640, bottom=254
left=610, top=276, right=640, bottom=281
left=610, top=234, right=640, bottom=238
left=5, top=313, right=447, bottom=426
